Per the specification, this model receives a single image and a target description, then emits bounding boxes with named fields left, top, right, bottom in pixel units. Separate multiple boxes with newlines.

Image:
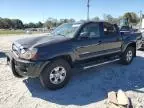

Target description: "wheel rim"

left=49, top=66, right=66, bottom=85
left=126, top=50, right=133, bottom=62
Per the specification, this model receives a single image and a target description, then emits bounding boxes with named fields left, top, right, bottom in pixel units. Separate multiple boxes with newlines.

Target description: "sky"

left=0, top=0, right=144, bottom=23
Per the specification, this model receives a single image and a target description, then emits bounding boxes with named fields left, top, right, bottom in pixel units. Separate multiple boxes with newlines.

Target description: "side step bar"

left=83, top=59, right=120, bottom=70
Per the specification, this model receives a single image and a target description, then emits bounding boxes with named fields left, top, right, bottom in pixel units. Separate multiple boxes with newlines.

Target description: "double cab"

left=7, top=21, right=141, bottom=90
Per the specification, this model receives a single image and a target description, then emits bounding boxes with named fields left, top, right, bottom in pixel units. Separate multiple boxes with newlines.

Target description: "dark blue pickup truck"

left=7, top=21, right=142, bottom=90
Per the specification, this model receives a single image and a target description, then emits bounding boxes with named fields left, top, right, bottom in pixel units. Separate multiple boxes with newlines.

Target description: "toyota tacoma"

left=7, top=21, right=142, bottom=90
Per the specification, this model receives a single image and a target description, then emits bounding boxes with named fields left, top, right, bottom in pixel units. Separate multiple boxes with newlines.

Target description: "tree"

left=44, top=18, right=76, bottom=29
left=0, top=18, right=24, bottom=29
left=11, top=19, right=24, bottom=29
left=28, top=22, right=37, bottom=28
left=68, top=18, right=75, bottom=23
left=103, top=14, right=113, bottom=22
left=103, top=14, right=120, bottom=25
left=91, top=17, right=100, bottom=21
left=44, top=18, right=56, bottom=29
left=0, top=18, right=4, bottom=29
left=79, top=19, right=86, bottom=22
left=2, top=18, right=12, bottom=29
left=123, top=12, right=139, bottom=26
left=59, top=19, right=68, bottom=24
left=36, top=21, right=43, bottom=28
left=59, top=18, right=75, bottom=24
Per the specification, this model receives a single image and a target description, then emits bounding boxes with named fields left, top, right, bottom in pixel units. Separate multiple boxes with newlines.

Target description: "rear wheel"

left=40, top=59, right=71, bottom=90
left=121, top=47, right=135, bottom=65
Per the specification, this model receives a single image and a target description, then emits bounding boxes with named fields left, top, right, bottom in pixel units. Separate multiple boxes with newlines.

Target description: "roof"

left=74, top=20, right=112, bottom=25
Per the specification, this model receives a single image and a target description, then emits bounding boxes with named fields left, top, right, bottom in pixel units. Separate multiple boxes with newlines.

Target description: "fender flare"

left=122, top=42, right=136, bottom=56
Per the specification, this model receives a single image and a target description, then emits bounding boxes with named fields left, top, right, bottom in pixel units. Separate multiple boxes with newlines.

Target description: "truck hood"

left=14, top=35, right=71, bottom=48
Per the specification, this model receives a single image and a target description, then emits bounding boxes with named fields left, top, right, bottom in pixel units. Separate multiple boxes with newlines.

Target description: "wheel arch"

left=50, top=55, right=74, bottom=67
left=123, top=42, right=136, bottom=57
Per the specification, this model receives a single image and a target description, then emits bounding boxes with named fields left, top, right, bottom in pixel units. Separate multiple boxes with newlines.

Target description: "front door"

left=75, top=23, right=104, bottom=60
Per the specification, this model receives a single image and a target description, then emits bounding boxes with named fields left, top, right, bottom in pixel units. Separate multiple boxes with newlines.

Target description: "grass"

left=0, top=29, right=25, bottom=35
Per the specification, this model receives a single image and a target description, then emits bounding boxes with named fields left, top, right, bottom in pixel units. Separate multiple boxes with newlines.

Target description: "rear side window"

left=104, top=23, right=117, bottom=36
left=80, top=23, right=100, bottom=38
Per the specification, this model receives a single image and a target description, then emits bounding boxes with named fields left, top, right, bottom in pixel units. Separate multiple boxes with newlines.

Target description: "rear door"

left=102, top=22, right=122, bottom=54
left=75, top=22, right=104, bottom=60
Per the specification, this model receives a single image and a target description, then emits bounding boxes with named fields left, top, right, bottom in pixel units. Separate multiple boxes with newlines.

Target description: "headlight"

left=20, top=48, right=38, bottom=60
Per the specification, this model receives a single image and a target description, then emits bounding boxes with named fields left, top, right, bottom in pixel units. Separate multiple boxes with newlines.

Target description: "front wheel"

left=40, top=59, right=71, bottom=90
left=121, top=47, right=135, bottom=65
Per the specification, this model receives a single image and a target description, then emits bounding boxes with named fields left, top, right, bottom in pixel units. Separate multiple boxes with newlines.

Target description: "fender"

left=122, top=41, right=136, bottom=53
left=36, top=41, right=77, bottom=63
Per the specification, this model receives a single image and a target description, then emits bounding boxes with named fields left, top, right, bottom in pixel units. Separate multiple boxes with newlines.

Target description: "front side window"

left=80, top=23, right=100, bottom=38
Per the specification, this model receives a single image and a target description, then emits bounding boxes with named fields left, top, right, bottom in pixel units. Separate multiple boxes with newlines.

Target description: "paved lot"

left=0, top=34, right=144, bottom=108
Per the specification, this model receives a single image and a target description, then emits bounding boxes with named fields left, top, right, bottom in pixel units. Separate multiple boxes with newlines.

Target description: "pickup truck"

left=7, top=21, right=141, bottom=90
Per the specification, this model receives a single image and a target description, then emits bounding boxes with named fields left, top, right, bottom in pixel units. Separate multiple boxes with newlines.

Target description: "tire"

left=121, top=47, right=135, bottom=65
left=40, top=59, right=71, bottom=90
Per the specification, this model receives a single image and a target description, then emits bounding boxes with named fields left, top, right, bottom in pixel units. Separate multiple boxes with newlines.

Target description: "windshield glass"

left=51, top=23, right=81, bottom=38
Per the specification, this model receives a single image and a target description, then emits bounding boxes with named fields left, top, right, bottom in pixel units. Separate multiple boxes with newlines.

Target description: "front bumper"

left=6, top=51, right=50, bottom=78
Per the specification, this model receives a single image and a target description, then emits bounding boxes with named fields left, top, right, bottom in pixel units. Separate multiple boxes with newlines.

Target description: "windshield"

left=51, top=23, right=81, bottom=38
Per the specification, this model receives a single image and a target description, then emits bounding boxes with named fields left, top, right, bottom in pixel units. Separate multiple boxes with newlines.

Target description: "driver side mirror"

left=79, top=32, right=89, bottom=39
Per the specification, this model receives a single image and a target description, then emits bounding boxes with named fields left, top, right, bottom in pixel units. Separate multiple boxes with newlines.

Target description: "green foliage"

left=25, top=22, right=37, bottom=28
left=103, top=14, right=121, bottom=25
left=91, top=17, right=100, bottom=21
left=24, top=21, right=43, bottom=28
left=36, top=21, right=43, bottom=28
left=44, top=18, right=76, bottom=29
left=11, top=19, right=24, bottom=29
left=123, top=12, right=140, bottom=26
left=0, top=18, right=44, bottom=29
left=102, top=12, right=140, bottom=26
left=0, top=12, right=141, bottom=30
left=0, top=18, right=24, bottom=29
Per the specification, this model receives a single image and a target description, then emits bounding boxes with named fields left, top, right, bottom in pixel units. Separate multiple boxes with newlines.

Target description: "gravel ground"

left=0, top=34, right=144, bottom=108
